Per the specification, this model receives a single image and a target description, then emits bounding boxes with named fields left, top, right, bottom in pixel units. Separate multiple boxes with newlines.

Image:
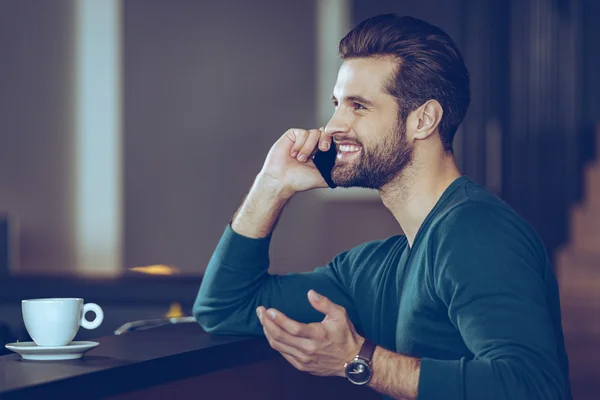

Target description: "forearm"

left=195, top=174, right=289, bottom=334
left=194, top=225, right=358, bottom=335
left=195, top=173, right=352, bottom=334
left=231, top=173, right=292, bottom=238
left=368, top=346, right=420, bottom=400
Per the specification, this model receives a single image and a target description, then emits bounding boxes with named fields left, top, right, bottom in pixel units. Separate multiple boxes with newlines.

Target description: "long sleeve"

left=417, top=202, right=570, bottom=400
left=193, top=225, right=359, bottom=335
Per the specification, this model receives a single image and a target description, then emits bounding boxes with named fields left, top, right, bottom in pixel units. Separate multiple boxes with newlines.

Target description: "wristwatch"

left=344, top=338, right=376, bottom=385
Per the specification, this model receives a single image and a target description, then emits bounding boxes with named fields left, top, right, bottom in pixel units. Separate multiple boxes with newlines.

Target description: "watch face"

left=345, top=358, right=372, bottom=385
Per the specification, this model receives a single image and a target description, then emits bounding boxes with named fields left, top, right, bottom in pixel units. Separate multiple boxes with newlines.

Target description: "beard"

left=331, top=119, right=413, bottom=190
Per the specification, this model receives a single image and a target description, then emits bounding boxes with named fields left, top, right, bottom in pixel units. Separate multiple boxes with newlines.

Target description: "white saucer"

left=5, top=341, right=99, bottom=360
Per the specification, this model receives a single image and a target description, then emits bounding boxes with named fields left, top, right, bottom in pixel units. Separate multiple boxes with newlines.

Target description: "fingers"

left=298, top=129, right=321, bottom=161
left=269, top=308, right=323, bottom=339
left=257, top=307, right=322, bottom=349
left=286, top=128, right=331, bottom=163
left=257, top=307, right=318, bottom=342
left=318, top=127, right=332, bottom=152
left=288, top=129, right=318, bottom=162
left=263, top=327, right=311, bottom=364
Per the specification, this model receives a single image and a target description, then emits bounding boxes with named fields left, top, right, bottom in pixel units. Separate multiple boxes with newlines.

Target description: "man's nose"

left=324, top=110, right=351, bottom=137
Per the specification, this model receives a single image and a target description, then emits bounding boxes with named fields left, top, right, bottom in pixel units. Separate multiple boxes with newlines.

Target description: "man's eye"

left=332, top=101, right=339, bottom=108
left=354, top=102, right=366, bottom=110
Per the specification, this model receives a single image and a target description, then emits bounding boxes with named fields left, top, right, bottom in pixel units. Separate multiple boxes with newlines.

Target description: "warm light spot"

left=129, top=264, right=179, bottom=276
left=165, top=302, right=184, bottom=318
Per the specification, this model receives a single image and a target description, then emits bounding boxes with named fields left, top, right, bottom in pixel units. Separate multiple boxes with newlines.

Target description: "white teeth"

left=339, top=144, right=361, bottom=152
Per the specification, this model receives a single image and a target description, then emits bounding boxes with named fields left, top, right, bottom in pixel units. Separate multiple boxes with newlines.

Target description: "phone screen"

left=312, top=142, right=337, bottom=188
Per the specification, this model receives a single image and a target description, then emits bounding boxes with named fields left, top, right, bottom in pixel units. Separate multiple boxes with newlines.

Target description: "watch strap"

left=357, top=338, right=376, bottom=363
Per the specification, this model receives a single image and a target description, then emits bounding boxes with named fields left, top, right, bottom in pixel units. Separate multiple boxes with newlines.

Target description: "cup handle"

left=81, top=303, right=104, bottom=330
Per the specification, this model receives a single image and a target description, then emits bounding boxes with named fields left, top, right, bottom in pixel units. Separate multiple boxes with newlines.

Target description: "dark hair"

left=339, top=14, right=470, bottom=153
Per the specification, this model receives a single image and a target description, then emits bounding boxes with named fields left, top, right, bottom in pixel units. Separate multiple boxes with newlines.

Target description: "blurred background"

left=0, top=0, right=598, bottom=398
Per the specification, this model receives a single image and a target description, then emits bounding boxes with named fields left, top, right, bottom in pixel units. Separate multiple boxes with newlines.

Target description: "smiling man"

left=194, top=14, right=571, bottom=400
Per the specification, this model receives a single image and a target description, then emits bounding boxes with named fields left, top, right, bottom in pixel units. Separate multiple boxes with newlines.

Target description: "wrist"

left=254, top=173, right=295, bottom=202
left=230, top=174, right=291, bottom=238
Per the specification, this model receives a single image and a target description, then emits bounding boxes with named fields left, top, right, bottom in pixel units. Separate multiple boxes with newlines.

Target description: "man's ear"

left=413, top=100, right=443, bottom=140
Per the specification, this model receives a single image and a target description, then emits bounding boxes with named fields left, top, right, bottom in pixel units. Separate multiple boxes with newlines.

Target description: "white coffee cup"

left=22, top=298, right=104, bottom=347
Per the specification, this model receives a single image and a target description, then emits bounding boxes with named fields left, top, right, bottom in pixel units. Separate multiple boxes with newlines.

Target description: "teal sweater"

left=194, top=176, right=571, bottom=399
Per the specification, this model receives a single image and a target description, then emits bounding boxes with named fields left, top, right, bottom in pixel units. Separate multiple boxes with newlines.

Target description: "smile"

left=338, top=144, right=361, bottom=153
left=336, top=143, right=362, bottom=161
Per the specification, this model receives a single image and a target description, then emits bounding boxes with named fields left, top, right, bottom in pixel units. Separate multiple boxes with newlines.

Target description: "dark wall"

left=0, top=0, right=77, bottom=274
left=580, top=0, right=600, bottom=170
left=123, top=0, right=317, bottom=273
left=502, top=0, right=588, bottom=257
left=582, top=0, right=600, bottom=127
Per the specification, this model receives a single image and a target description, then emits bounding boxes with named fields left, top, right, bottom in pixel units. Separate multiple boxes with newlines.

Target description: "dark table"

left=0, top=323, right=379, bottom=400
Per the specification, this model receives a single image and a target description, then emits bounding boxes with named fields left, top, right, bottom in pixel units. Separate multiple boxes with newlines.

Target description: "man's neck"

left=379, top=155, right=461, bottom=247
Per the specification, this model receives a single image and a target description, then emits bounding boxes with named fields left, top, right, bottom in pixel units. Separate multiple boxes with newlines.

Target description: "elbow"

left=193, top=280, right=225, bottom=333
left=193, top=275, right=265, bottom=336
left=193, top=294, right=257, bottom=335
left=193, top=293, right=228, bottom=334
left=193, top=303, right=238, bottom=335
left=193, top=303, right=219, bottom=333
left=193, top=305, right=256, bottom=335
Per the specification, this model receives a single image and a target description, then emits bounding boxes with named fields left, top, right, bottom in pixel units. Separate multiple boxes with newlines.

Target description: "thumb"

left=308, top=290, right=344, bottom=318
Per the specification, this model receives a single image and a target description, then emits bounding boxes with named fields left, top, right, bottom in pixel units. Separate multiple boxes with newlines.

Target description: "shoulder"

left=427, top=193, right=551, bottom=291
left=431, top=180, right=543, bottom=252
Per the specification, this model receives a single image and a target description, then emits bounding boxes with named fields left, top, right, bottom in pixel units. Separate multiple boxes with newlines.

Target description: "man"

left=194, top=14, right=571, bottom=400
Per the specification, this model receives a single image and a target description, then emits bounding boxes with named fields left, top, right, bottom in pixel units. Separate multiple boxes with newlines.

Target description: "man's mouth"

left=338, top=144, right=361, bottom=153
left=336, top=142, right=362, bottom=160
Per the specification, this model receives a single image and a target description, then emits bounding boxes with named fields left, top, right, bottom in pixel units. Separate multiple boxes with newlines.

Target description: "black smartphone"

left=312, top=141, right=337, bottom=188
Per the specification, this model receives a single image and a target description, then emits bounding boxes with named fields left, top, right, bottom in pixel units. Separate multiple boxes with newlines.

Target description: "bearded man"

left=194, top=14, right=571, bottom=400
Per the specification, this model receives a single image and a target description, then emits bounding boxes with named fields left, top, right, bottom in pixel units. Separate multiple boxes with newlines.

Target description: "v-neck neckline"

left=405, top=175, right=467, bottom=254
